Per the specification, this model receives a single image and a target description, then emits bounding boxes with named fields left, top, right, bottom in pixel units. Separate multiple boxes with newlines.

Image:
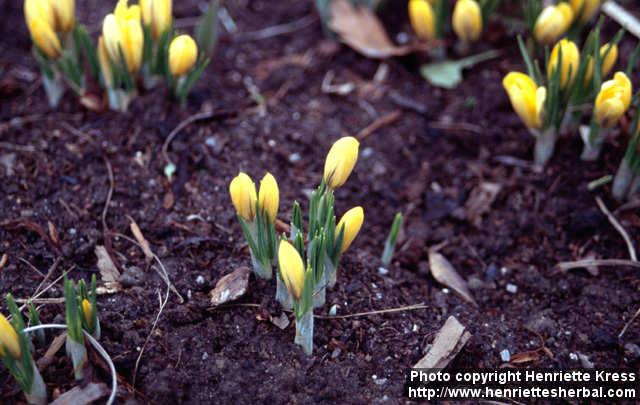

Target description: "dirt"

left=2, top=0, right=640, bottom=403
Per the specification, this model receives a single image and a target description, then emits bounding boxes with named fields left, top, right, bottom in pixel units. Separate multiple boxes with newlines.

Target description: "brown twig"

left=356, top=110, right=402, bottom=140
left=210, top=303, right=429, bottom=319
left=595, top=196, right=637, bottom=261
left=102, top=158, right=115, bottom=233
left=233, top=15, right=318, bottom=42
left=619, top=306, right=640, bottom=338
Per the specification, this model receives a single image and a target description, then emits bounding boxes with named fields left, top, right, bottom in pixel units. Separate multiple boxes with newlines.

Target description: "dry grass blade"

left=555, top=258, right=640, bottom=272
left=595, top=196, right=637, bottom=262
left=328, top=0, right=426, bottom=59
left=619, top=306, right=640, bottom=338
left=414, top=316, right=471, bottom=368
left=428, top=251, right=478, bottom=306
left=128, top=217, right=153, bottom=260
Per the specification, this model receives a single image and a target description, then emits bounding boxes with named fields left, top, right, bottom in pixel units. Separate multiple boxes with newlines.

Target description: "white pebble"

left=202, top=352, right=209, bottom=360
left=289, top=153, right=301, bottom=163
left=569, top=352, right=578, bottom=361
left=506, top=283, right=518, bottom=294
left=329, top=304, right=338, bottom=316
left=500, top=349, right=511, bottom=362
left=378, top=267, right=389, bottom=275
left=196, top=275, right=205, bottom=285
left=500, top=266, right=509, bottom=276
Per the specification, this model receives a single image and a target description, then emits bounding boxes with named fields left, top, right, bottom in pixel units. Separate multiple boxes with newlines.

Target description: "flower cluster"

left=229, top=137, right=364, bottom=355
left=23, top=0, right=217, bottom=111
left=529, top=0, right=601, bottom=45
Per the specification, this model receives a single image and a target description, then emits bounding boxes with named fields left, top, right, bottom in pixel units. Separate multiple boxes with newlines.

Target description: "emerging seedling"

left=64, top=276, right=100, bottom=380
left=1, top=295, right=47, bottom=405
left=381, top=212, right=403, bottom=266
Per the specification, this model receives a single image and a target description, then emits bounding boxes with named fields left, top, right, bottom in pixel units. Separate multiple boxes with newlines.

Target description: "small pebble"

left=267, top=139, right=276, bottom=147
left=500, top=349, right=511, bottom=362
left=329, top=304, right=338, bottom=316
left=569, top=352, right=579, bottom=361
left=412, top=324, right=419, bottom=332
left=205, top=137, right=217, bottom=148
left=442, top=288, right=450, bottom=294
left=500, top=266, right=509, bottom=276
left=485, top=263, right=497, bottom=281
left=68, top=228, right=77, bottom=235
left=361, top=147, right=374, bottom=158
left=202, top=352, right=209, bottom=361
left=506, top=283, right=518, bottom=294
left=196, top=275, right=205, bottom=285
left=396, top=32, right=409, bottom=44
left=289, top=153, right=301, bottom=163
left=378, top=267, right=389, bottom=275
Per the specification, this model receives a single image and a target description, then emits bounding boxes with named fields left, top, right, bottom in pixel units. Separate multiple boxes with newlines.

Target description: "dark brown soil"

left=2, top=0, right=640, bottom=403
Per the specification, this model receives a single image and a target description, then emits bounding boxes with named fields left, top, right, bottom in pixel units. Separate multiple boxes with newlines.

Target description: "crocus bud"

left=0, top=314, right=21, bottom=360
left=81, top=299, right=93, bottom=329
left=452, top=0, right=482, bottom=43
left=323, top=136, right=359, bottom=189
left=102, top=0, right=144, bottom=73
left=278, top=240, right=305, bottom=300
left=503, top=72, right=547, bottom=130
left=97, top=36, right=113, bottom=87
left=140, top=0, right=172, bottom=39
left=584, top=43, right=618, bottom=85
left=24, top=0, right=61, bottom=59
left=51, top=0, right=75, bottom=33
left=229, top=172, right=258, bottom=221
left=336, top=206, right=364, bottom=254
left=594, top=72, right=632, bottom=128
left=533, top=3, right=574, bottom=45
left=570, top=0, right=600, bottom=24
left=409, top=0, right=436, bottom=41
left=258, top=173, right=279, bottom=223
left=547, top=39, right=580, bottom=88
left=168, top=35, right=198, bottom=77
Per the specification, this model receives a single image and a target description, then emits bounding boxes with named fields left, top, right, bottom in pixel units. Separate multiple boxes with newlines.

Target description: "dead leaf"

left=50, top=382, right=108, bottom=405
left=271, top=313, right=290, bottom=330
left=0, top=253, right=7, bottom=272
left=0, top=218, right=59, bottom=252
left=48, top=220, right=60, bottom=247
left=210, top=266, right=251, bottom=306
left=414, top=316, right=471, bottom=368
left=429, top=251, right=477, bottom=306
left=95, top=245, right=122, bottom=293
left=129, top=218, right=153, bottom=260
left=328, top=0, right=426, bottom=59
left=163, top=191, right=175, bottom=209
left=465, top=182, right=502, bottom=227
left=508, top=350, right=540, bottom=365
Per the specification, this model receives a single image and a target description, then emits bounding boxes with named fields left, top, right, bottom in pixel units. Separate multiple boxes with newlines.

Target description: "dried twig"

left=555, top=258, right=640, bottom=272
left=619, top=306, right=640, bottom=338
left=162, top=111, right=216, bottom=168
left=314, top=303, right=428, bottom=319
left=233, top=15, right=317, bottom=42
left=102, top=158, right=115, bottom=232
left=133, top=289, right=169, bottom=389
left=595, top=196, right=637, bottom=262
left=356, top=110, right=402, bottom=140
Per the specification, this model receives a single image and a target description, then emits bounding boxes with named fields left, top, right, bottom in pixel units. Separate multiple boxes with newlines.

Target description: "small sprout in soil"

left=1, top=295, right=47, bottom=405
left=381, top=212, right=404, bottom=266
left=27, top=302, right=45, bottom=347
left=64, top=276, right=100, bottom=380
left=229, top=172, right=279, bottom=279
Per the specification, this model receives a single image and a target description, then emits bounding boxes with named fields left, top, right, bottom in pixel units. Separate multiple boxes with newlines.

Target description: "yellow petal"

left=323, top=136, right=359, bottom=189
left=0, top=314, right=21, bottom=360
left=503, top=72, right=543, bottom=129
left=140, top=0, right=152, bottom=26
left=51, top=0, right=75, bottom=32
left=534, top=4, right=573, bottom=45
left=168, top=34, right=198, bottom=77
left=123, top=15, right=143, bottom=72
left=24, top=0, right=55, bottom=33
left=81, top=299, right=93, bottom=328
left=102, top=13, right=122, bottom=63
left=278, top=240, right=305, bottom=300
left=570, top=0, right=600, bottom=24
left=258, top=172, right=279, bottom=223
left=452, top=0, right=482, bottom=43
left=229, top=172, right=257, bottom=221
left=548, top=39, right=580, bottom=88
left=336, top=206, right=364, bottom=254
left=151, top=0, right=172, bottom=40
left=97, top=36, right=113, bottom=88
left=409, top=0, right=436, bottom=41
left=28, top=16, right=62, bottom=59
left=594, top=71, right=632, bottom=127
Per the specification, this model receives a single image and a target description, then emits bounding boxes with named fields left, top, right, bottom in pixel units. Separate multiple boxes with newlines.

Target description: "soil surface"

left=2, top=0, right=640, bottom=403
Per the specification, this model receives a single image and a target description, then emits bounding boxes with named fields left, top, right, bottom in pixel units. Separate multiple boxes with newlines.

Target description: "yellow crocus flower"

left=0, top=314, right=21, bottom=360
left=81, top=299, right=93, bottom=328
left=533, top=3, right=574, bottom=45
left=278, top=240, right=305, bottom=300
left=51, top=0, right=75, bottom=32
left=168, top=35, right=198, bottom=77
left=140, top=0, right=173, bottom=39
left=24, top=0, right=55, bottom=34
left=258, top=172, right=279, bottom=223
left=594, top=72, right=632, bottom=128
left=409, top=0, right=436, bottom=42
left=97, top=36, right=113, bottom=88
left=548, top=39, right=580, bottom=88
left=584, top=43, right=618, bottom=85
left=452, top=0, right=482, bottom=43
left=323, top=136, right=359, bottom=189
left=503, top=72, right=547, bottom=130
left=570, top=0, right=600, bottom=24
left=102, top=0, right=143, bottom=73
left=229, top=172, right=258, bottom=221
left=24, top=0, right=61, bottom=59
left=336, top=206, right=364, bottom=254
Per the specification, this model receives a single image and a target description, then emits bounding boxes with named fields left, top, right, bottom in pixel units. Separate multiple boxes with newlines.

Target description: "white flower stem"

left=612, top=159, right=634, bottom=201
left=294, top=311, right=314, bottom=355
left=65, top=336, right=87, bottom=381
left=275, top=276, right=292, bottom=310
left=24, top=360, right=46, bottom=405
left=533, top=128, right=557, bottom=167
left=42, top=74, right=65, bottom=108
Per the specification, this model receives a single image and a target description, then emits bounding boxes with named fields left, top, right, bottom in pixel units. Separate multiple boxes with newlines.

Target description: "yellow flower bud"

left=140, top=0, right=172, bottom=39
left=24, top=0, right=61, bottom=59
left=570, top=0, right=600, bottom=24
left=229, top=172, right=258, bottom=221
left=51, top=0, right=75, bottom=33
left=258, top=173, right=279, bottom=223
left=24, top=0, right=55, bottom=34
left=336, top=206, right=364, bottom=254
left=102, top=0, right=144, bottom=73
left=323, top=136, right=359, bottom=189
left=169, top=35, right=198, bottom=77
left=533, top=3, right=574, bottom=45
left=503, top=72, right=547, bottom=130
left=81, top=299, right=93, bottom=328
left=409, top=0, right=436, bottom=41
left=278, top=240, right=305, bottom=300
left=594, top=72, right=632, bottom=128
left=584, top=43, right=618, bottom=85
left=548, top=39, right=580, bottom=88
left=97, top=36, right=113, bottom=88
left=452, top=0, right=482, bottom=43
left=0, top=314, right=21, bottom=360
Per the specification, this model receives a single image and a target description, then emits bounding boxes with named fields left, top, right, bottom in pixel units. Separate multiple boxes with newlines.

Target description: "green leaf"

left=195, top=0, right=220, bottom=59
left=420, top=50, right=500, bottom=89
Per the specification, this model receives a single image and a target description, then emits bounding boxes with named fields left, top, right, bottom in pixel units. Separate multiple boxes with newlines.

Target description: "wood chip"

left=271, top=313, right=290, bottom=330
left=210, top=266, right=251, bottom=306
left=48, top=220, right=60, bottom=247
left=129, top=218, right=153, bottom=260
left=464, top=182, right=501, bottom=227
left=328, top=0, right=426, bottom=59
left=95, top=245, right=122, bottom=293
left=50, top=382, right=108, bottom=405
left=414, top=316, right=471, bottom=368
left=428, top=251, right=477, bottom=306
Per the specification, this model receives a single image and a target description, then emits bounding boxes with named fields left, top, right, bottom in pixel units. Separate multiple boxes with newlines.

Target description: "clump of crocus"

left=64, top=276, right=100, bottom=380
left=533, top=3, right=574, bottom=45
left=1, top=295, right=47, bottom=405
left=581, top=72, right=632, bottom=161
left=229, top=172, right=279, bottom=279
left=168, top=34, right=208, bottom=105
